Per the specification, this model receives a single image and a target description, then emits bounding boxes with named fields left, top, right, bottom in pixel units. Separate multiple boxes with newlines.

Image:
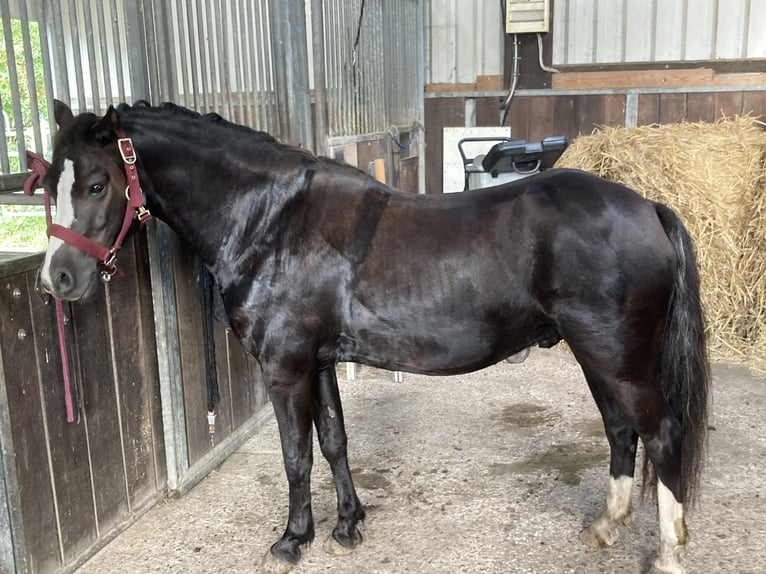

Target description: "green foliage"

left=1, top=18, right=48, bottom=251
left=0, top=18, right=47, bottom=129
left=0, top=205, right=47, bottom=252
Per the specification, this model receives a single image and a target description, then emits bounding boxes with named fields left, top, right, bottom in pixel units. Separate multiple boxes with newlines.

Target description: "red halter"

left=24, top=133, right=151, bottom=279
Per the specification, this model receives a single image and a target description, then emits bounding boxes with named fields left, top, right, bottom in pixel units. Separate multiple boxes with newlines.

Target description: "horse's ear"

left=53, top=99, right=74, bottom=129
left=91, top=105, right=121, bottom=145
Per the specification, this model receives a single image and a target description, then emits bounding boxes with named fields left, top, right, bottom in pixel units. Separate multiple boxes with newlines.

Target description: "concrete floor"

left=77, top=349, right=765, bottom=574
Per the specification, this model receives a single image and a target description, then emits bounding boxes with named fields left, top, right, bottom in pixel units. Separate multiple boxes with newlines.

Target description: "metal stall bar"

left=214, top=0, right=233, bottom=122
left=108, top=0, right=127, bottom=103
left=236, top=0, right=254, bottom=128
left=311, top=0, right=329, bottom=153
left=95, top=1, right=113, bottom=108
left=269, top=0, right=313, bottom=146
left=16, top=0, right=44, bottom=157
left=0, top=0, right=29, bottom=173
left=193, top=0, right=210, bottom=112
left=230, top=1, right=245, bottom=125
left=182, top=0, right=199, bottom=110
left=258, top=0, right=277, bottom=134
left=81, top=0, right=101, bottom=114
left=64, top=0, right=87, bottom=110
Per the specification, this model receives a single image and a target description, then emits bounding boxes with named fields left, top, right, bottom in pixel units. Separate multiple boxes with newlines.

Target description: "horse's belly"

left=340, top=316, right=551, bottom=376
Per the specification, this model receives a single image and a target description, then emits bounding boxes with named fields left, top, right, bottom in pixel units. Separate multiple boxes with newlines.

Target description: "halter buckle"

left=136, top=205, right=151, bottom=223
left=118, top=138, right=137, bottom=164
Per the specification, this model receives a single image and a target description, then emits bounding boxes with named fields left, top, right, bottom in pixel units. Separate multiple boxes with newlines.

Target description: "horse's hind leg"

left=641, top=407, right=686, bottom=574
left=579, top=369, right=639, bottom=549
left=312, top=365, right=365, bottom=554
left=577, top=365, right=687, bottom=573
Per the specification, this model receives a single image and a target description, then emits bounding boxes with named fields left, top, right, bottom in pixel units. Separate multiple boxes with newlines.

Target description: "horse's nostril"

left=55, top=270, right=72, bottom=291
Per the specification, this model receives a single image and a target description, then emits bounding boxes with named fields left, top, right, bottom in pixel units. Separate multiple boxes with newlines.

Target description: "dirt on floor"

left=77, top=349, right=765, bottom=574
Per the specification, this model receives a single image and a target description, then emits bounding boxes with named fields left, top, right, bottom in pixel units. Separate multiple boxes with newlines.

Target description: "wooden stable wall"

left=0, top=235, right=165, bottom=573
left=0, top=226, right=270, bottom=573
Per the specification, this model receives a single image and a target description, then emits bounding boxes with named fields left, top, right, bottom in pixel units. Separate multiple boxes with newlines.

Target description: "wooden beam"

left=552, top=68, right=716, bottom=90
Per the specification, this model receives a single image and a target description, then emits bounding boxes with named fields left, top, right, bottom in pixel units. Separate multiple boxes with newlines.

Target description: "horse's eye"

left=89, top=183, right=106, bottom=195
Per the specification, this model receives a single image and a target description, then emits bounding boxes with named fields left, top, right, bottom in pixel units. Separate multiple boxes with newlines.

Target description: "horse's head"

left=40, top=101, right=134, bottom=300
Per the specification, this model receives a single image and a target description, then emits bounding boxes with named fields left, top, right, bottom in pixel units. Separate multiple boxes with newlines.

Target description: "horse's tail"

left=652, top=203, right=711, bottom=507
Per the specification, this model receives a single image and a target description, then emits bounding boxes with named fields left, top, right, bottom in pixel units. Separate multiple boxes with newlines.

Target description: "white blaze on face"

left=40, top=158, right=76, bottom=285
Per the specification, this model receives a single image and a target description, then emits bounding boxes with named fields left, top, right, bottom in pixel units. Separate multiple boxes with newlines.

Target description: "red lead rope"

left=25, top=151, right=76, bottom=422
left=24, top=135, right=151, bottom=422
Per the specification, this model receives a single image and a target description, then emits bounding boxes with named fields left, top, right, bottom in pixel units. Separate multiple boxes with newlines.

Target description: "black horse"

left=38, top=101, right=709, bottom=574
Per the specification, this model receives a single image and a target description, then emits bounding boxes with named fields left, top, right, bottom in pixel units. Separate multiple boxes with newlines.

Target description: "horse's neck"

left=131, top=124, right=305, bottom=274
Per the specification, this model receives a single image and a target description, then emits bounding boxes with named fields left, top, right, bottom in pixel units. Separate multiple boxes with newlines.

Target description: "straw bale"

left=556, top=117, right=766, bottom=377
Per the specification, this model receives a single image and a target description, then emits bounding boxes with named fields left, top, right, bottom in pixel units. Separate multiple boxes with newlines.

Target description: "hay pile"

left=555, top=117, right=766, bottom=377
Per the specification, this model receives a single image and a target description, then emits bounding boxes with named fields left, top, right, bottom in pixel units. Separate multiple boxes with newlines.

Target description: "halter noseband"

left=24, top=132, right=152, bottom=280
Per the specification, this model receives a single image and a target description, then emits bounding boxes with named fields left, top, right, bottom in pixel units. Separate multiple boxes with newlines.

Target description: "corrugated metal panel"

left=553, top=0, right=766, bottom=65
left=428, top=0, right=504, bottom=84
left=321, top=0, right=423, bottom=139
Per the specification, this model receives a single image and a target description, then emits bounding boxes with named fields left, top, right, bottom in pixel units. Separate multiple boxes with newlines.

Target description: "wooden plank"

left=133, top=231, right=167, bottom=492
left=658, top=93, right=687, bottom=124
left=713, top=73, right=766, bottom=86
left=0, top=273, right=61, bottom=572
left=476, top=96, right=502, bottom=127
left=227, top=334, right=258, bottom=429
left=106, top=236, right=165, bottom=512
left=685, top=93, right=715, bottom=123
left=355, top=139, right=387, bottom=175
left=475, top=75, right=503, bottom=92
left=211, top=323, right=234, bottom=444
left=425, top=74, right=504, bottom=94
left=526, top=96, right=556, bottom=142
left=424, top=97, right=465, bottom=194
left=28, top=294, right=98, bottom=564
left=553, top=95, right=581, bottom=140
left=70, top=280, right=129, bottom=539
left=398, top=155, right=419, bottom=195
left=742, top=91, right=766, bottom=117
left=552, top=68, right=715, bottom=90
left=502, top=96, right=531, bottom=140
left=637, top=94, right=660, bottom=126
left=577, top=95, right=605, bottom=136
left=170, top=238, right=210, bottom=466
left=603, top=94, right=627, bottom=127
left=714, top=92, right=744, bottom=120
left=425, top=83, right=480, bottom=94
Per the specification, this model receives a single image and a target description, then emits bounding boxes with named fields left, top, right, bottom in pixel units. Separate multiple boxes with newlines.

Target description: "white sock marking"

left=605, top=475, right=633, bottom=520
left=657, top=478, right=684, bottom=547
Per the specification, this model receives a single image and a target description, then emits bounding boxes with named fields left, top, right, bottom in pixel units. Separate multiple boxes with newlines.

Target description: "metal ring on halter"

left=100, top=250, right=118, bottom=282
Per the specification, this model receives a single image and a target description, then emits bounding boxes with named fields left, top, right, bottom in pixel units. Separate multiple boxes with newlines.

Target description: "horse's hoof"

left=579, top=517, right=620, bottom=549
left=647, top=566, right=686, bottom=574
left=260, top=549, right=296, bottom=574
left=324, top=528, right=363, bottom=556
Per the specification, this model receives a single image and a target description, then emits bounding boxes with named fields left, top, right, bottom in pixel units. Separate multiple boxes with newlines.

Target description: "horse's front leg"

left=261, top=366, right=316, bottom=573
left=312, top=365, right=365, bottom=554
